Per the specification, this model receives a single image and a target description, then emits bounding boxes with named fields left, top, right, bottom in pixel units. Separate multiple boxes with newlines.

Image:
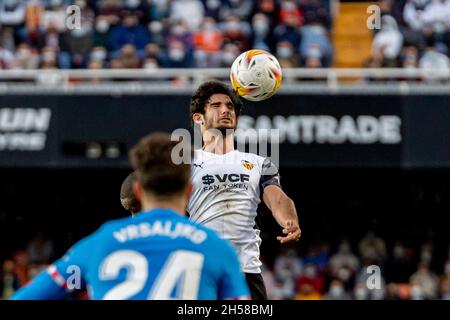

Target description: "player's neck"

left=140, top=197, right=187, bottom=216
left=202, top=131, right=235, bottom=154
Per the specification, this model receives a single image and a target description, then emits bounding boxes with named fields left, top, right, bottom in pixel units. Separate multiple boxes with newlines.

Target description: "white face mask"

left=277, top=47, right=293, bottom=59
left=50, top=0, right=63, bottom=7
left=222, top=51, right=236, bottom=64
left=330, top=286, right=344, bottom=297
left=206, top=0, right=220, bottom=9
left=91, top=50, right=106, bottom=61
left=172, top=25, right=185, bottom=36
left=169, top=48, right=185, bottom=61
left=96, top=20, right=110, bottom=33
left=126, top=0, right=141, bottom=8
left=253, top=20, right=269, bottom=35
left=149, top=21, right=162, bottom=33
left=355, top=288, right=368, bottom=300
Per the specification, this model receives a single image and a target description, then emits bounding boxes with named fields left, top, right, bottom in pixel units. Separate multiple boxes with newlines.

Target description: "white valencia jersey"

left=187, top=149, right=281, bottom=274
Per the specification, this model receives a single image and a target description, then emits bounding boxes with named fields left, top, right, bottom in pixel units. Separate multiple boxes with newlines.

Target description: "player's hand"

left=277, top=220, right=301, bottom=244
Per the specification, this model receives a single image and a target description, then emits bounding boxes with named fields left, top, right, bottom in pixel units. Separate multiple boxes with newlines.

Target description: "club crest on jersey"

left=241, top=160, right=254, bottom=170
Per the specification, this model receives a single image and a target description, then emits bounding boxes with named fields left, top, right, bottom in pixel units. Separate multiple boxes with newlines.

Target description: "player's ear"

left=132, top=181, right=143, bottom=202
left=185, top=181, right=193, bottom=199
left=192, top=113, right=204, bottom=125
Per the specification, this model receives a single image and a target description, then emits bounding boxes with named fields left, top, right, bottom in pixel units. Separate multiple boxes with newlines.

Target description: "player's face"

left=203, top=94, right=237, bottom=131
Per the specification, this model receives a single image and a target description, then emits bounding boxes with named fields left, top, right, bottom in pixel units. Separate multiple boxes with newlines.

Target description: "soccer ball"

left=230, top=49, right=282, bottom=102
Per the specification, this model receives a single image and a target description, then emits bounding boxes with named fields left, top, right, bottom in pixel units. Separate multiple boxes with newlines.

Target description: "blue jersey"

left=12, top=209, right=250, bottom=300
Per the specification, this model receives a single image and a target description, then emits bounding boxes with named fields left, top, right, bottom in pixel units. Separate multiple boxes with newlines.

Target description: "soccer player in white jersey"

left=187, top=81, right=301, bottom=300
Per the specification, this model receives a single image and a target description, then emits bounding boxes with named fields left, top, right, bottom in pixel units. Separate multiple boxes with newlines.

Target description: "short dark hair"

left=120, top=171, right=141, bottom=214
left=189, top=81, right=243, bottom=122
left=129, top=132, right=190, bottom=197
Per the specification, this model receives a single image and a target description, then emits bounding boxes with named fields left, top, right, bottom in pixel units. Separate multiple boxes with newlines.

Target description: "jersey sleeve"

left=259, top=158, right=281, bottom=190
left=217, top=241, right=251, bottom=300
left=11, top=232, right=97, bottom=300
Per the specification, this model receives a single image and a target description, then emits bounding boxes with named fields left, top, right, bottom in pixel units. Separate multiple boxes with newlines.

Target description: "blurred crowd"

left=368, top=0, right=450, bottom=78
left=1, top=229, right=449, bottom=300
left=0, top=0, right=332, bottom=71
left=262, top=231, right=450, bottom=300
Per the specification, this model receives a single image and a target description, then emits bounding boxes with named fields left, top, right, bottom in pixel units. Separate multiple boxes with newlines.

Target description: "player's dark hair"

left=120, top=171, right=141, bottom=215
left=189, top=80, right=243, bottom=124
left=129, top=132, right=191, bottom=197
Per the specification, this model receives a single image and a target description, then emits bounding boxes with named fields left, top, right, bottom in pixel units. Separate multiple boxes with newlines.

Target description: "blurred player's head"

left=129, top=132, right=192, bottom=214
left=120, top=171, right=141, bottom=216
left=190, top=81, right=243, bottom=135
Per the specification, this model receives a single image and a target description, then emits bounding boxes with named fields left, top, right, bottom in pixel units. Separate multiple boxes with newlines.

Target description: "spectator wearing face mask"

left=329, top=240, right=360, bottom=278
left=295, top=263, right=324, bottom=294
left=403, top=0, right=431, bottom=32
left=254, top=0, right=279, bottom=26
left=13, top=43, right=39, bottom=69
left=202, top=0, right=229, bottom=22
left=94, top=15, right=113, bottom=51
left=40, top=46, right=59, bottom=69
left=303, top=43, right=323, bottom=68
left=144, top=42, right=168, bottom=67
left=88, top=46, right=108, bottom=68
left=279, top=0, right=304, bottom=27
left=0, top=0, right=26, bottom=52
left=300, top=20, right=332, bottom=67
left=419, top=44, right=450, bottom=81
left=273, top=10, right=302, bottom=50
left=96, top=0, right=122, bottom=26
left=220, top=16, right=251, bottom=52
left=223, top=0, right=254, bottom=21
left=166, top=21, right=194, bottom=54
left=170, top=0, right=204, bottom=32
left=164, top=40, right=193, bottom=68
left=122, top=0, right=151, bottom=25
left=251, top=13, right=275, bottom=51
left=40, top=0, right=67, bottom=33
left=62, top=0, right=95, bottom=68
left=109, top=10, right=151, bottom=56
left=219, top=42, right=240, bottom=67
left=409, top=262, right=439, bottom=299
left=323, top=280, right=352, bottom=300
left=358, top=231, right=387, bottom=265
left=193, top=17, right=223, bottom=67
left=142, top=57, right=160, bottom=69
left=372, top=15, right=404, bottom=67
left=276, top=40, right=300, bottom=68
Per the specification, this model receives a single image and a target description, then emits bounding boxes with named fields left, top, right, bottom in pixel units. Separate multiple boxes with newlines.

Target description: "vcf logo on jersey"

left=202, top=174, right=250, bottom=192
left=241, top=160, right=254, bottom=170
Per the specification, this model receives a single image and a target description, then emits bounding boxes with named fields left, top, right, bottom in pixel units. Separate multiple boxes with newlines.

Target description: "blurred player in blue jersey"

left=12, top=132, right=250, bottom=300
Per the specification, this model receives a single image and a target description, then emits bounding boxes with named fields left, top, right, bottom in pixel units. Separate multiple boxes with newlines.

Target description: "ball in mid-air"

left=230, top=49, right=282, bottom=102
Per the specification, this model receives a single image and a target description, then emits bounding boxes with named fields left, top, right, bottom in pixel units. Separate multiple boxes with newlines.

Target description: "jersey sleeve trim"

left=47, top=265, right=67, bottom=289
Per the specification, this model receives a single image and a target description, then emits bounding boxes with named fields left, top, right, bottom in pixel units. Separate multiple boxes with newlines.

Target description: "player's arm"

left=218, top=241, right=251, bottom=300
left=260, top=159, right=301, bottom=244
left=11, top=233, right=94, bottom=300
left=10, top=265, right=69, bottom=300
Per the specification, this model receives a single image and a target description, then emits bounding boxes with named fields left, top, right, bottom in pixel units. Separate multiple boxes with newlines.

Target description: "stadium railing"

left=1, top=68, right=450, bottom=95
